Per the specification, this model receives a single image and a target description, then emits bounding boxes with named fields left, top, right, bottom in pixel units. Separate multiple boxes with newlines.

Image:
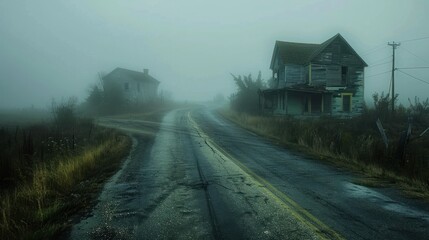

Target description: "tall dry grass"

left=220, top=108, right=429, bottom=193
left=0, top=128, right=130, bottom=239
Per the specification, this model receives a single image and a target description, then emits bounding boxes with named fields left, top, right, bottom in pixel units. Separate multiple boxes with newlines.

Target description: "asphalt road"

left=69, top=106, right=429, bottom=240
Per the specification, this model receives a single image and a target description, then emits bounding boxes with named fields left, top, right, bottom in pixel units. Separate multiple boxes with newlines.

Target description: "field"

left=0, top=110, right=132, bottom=239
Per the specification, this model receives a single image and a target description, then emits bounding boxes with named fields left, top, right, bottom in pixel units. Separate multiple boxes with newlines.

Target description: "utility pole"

left=388, top=41, right=400, bottom=114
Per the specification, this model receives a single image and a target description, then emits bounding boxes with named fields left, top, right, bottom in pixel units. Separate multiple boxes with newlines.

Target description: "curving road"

left=69, top=106, right=429, bottom=240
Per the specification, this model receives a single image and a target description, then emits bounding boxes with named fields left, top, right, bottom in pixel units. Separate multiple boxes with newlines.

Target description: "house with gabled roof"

left=103, top=67, right=160, bottom=103
left=259, top=33, right=367, bottom=117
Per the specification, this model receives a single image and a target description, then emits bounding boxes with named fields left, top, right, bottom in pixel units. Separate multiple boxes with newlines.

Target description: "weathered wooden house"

left=103, top=67, right=160, bottom=103
left=260, top=33, right=367, bottom=117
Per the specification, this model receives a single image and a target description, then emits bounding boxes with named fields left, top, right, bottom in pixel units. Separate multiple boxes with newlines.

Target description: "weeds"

left=221, top=106, right=429, bottom=198
left=0, top=122, right=131, bottom=239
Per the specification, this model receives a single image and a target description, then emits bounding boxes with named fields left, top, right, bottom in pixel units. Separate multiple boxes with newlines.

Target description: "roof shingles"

left=271, top=33, right=367, bottom=68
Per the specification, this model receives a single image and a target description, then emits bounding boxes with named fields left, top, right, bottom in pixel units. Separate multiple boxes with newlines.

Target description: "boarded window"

left=326, top=65, right=341, bottom=86
left=342, top=94, right=351, bottom=112
left=311, top=64, right=327, bottom=86
left=285, top=65, right=304, bottom=86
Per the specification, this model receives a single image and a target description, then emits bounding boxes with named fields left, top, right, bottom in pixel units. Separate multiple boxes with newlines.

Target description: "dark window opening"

left=282, top=93, right=286, bottom=110
left=343, top=95, right=351, bottom=112
left=304, top=96, right=309, bottom=113
left=124, top=82, right=129, bottom=91
left=311, top=95, right=322, bottom=113
left=304, top=95, right=313, bottom=113
left=137, top=83, right=140, bottom=92
left=341, top=66, right=348, bottom=85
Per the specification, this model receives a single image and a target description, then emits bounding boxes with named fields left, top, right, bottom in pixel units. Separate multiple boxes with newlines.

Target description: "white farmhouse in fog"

left=103, top=67, right=160, bottom=103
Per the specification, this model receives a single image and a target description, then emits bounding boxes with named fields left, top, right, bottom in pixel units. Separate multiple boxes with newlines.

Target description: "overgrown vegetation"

left=0, top=98, right=131, bottom=239
left=225, top=79, right=429, bottom=198
left=229, top=72, right=266, bottom=114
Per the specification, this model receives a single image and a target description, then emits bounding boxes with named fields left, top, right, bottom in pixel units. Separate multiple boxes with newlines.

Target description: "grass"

left=0, top=128, right=131, bottom=239
left=0, top=104, right=175, bottom=240
left=219, top=109, right=429, bottom=201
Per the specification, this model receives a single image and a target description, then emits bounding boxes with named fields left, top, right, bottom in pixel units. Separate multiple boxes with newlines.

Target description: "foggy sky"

left=1, top=0, right=429, bottom=109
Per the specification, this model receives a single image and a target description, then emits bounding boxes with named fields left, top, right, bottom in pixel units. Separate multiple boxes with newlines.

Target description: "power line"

left=361, top=45, right=388, bottom=56
left=365, top=70, right=391, bottom=78
left=401, top=46, right=429, bottom=63
left=361, top=35, right=429, bottom=57
left=397, top=69, right=429, bottom=85
left=368, top=61, right=392, bottom=68
left=397, top=67, right=429, bottom=70
left=368, top=55, right=392, bottom=65
left=400, top=36, right=429, bottom=43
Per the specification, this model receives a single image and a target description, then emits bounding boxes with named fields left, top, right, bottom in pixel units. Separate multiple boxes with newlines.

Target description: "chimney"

left=143, top=69, right=149, bottom=75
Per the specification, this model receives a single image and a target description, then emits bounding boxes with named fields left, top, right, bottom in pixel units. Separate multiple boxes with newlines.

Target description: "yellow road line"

left=188, top=112, right=344, bottom=240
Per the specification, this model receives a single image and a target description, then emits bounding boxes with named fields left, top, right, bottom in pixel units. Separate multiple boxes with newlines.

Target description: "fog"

left=1, top=0, right=428, bottom=109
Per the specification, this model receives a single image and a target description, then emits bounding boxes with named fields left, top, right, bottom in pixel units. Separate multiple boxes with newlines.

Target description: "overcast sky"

left=1, top=0, right=429, bottom=109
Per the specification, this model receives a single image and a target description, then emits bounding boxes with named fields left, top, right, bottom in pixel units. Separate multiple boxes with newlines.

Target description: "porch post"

left=285, top=90, right=288, bottom=113
left=321, top=94, right=324, bottom=113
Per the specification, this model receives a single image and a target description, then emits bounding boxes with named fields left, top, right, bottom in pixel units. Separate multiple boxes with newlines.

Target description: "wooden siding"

left=266, top=34, right=366, bottom=117
left=331, top=67, right=364, bottom=116
left=348, top=67, right=364, bottom=87
left=310, top=64, right=326, bottom=86
left=312, top=38, right=363, bottom=66
left=310, top=65, right=364, bottom=87
left=284, top=64, right=305, bottom=86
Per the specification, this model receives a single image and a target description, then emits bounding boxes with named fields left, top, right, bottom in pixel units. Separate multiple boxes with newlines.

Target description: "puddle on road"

left=344, top=182, right=429, bottom=222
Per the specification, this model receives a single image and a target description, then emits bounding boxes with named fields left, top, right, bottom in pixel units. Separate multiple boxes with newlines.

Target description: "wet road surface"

left=69, top=107, right=429, bottom=239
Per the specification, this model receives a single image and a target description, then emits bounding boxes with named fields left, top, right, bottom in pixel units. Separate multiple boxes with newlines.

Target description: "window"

left=124, top=82, right=129, bottom=91
left=137, top=83, right=140, bottom=92
left=342, top=93, right=352, bottom=112
left=304, top=96, right=310, bottom=113
left=341, top=66, right=348, bottom=85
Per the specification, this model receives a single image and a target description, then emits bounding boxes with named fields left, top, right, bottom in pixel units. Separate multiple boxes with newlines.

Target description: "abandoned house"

left=103, top=67, right=160, bottom=103
left=259, top=33, right=367, bottom=117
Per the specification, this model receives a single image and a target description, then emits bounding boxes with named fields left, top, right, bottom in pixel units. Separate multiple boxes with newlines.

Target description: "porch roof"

left=261, top=86, right=332, bottom=95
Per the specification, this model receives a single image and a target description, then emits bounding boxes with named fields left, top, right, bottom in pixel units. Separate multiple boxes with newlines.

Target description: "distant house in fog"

left=103, top=67, right=160, bottom=103
left=259, top=33, right=367, bottom=117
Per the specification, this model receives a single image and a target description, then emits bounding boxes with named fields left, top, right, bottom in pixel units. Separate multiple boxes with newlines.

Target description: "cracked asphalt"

left=68, top=106, right=429, bottom=240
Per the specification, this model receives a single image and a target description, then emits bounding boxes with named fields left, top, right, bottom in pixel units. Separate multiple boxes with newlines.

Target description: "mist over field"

left=2, top=2, right=429, bottom=239
left=1, top=0, right=428, bottom=109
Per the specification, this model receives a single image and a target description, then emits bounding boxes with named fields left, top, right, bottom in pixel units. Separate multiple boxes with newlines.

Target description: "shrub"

left=230, top=72, right=265, bottom=114
left=51, top=97, right=77, bottom=131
